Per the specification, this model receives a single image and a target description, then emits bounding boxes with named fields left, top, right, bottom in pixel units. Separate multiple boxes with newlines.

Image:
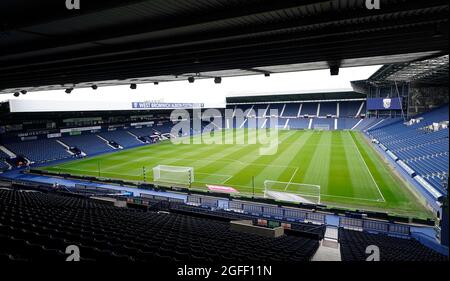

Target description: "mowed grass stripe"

left=272, top=131, right=315, bottom=184
left=352, top=132, right=428, bottom=212
left=341, top=131, right=379, bottom=200
left=217, top=130, right=298, bottom=191
left=222, top=130, right=304, bottom=192
left=298, top=131, right=332, bottom=192
left=327, top=131, right=353, bottom=198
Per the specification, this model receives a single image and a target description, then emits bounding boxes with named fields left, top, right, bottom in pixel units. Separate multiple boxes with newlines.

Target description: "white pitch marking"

left=350, top=133, right=386, bottom=202
left=284, top=167, right=299, bottom=191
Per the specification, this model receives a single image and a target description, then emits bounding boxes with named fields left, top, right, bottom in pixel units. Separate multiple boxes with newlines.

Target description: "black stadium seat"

left=0, top=189, right=320, bottom=262
left=339, top=228, right=447, bottom=261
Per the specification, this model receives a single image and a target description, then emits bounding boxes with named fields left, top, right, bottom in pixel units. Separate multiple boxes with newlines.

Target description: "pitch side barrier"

left=339, top=216, right=411, bottom=237
left=186, top=194, right=326, bottom=224
left=184, top=194, right=437, bottom=231
left=25, top=169, right=436, bottom=227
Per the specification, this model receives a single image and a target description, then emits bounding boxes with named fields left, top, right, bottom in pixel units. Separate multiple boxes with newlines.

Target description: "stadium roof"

left=367, top=55, right=449, bottom=85
left=226, top=91, right=364, bottom=103
left=351, top=54, right=449, bottom=92
left=0, top=0, right=448, bottom=94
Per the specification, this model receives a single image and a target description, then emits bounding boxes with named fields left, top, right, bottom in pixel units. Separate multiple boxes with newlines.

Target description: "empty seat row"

left=0, top=189, right=320, bottom=262
left=339, top=228, right=447, bottom=261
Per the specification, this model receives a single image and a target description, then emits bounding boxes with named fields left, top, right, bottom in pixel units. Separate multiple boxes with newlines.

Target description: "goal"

left=263, top=180, right=321, bottom=204
left=153, top=165, right=194, bottom=186
left=313, top=124, right=330, bottom=131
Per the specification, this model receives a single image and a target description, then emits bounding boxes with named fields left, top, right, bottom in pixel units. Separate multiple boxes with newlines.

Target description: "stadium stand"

left=267, top=103, right=285, bottom=117
left=0, top=189, right=320, bottom=262
left=282, top=103, right=300, bottom=117
left=339, top=228, right=447, bottom=261
left=300, top=103, right=318, bottom=116
left=367, top=105, right=449, bottom=192
left=339, top=101, right=365, bottom=117
left=354, top=118, right=382, bottom=131
left=3, top=139, right=71, bottom=163
left=250, top=104, right=268, bottom=117
left=0, top=150, right=10, bottom=171
left=337, top=118, right=360, bottom=130
left=0, top=162, right=8, bottom=172
left=319, top=102, right=337, bottom=116
left=288, top=118, right=310, bottom=129
left=61, top=134, right=114, bottom=156
left=99, top=130, right=143, bottom=148
left=154, top=121, right=174, bottom=134
left=128, top=126, right=155, bottom=138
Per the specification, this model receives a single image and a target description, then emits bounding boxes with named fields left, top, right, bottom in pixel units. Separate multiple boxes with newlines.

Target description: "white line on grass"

left=321, top=193, right=383, bottom=203
left=215, top=183, right=382, bottom=203
left=284, top=167, right=299, bottom=191
left=350, top=133, right=386, bottom=202
left=220, top=175, right=234, bottom=184
left=196, top=172, right=233, bottom=178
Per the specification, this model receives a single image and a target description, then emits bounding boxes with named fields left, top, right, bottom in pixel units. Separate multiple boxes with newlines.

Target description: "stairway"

left=312, top=226, right=341, bottom=261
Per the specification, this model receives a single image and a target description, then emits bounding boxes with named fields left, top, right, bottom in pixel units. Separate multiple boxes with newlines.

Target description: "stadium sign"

left=367, top=97, right=402, bottom=110
left=132, top=102, right=204, bottom=109
left=60, top=126, right=101, bottom=133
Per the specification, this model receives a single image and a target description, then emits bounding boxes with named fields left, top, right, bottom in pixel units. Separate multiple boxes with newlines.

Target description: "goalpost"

left=153, top=165, right=194, bottom=186
left=264, top=180, right=321, bottom=204
left=313, top=124, right=330, bottom=131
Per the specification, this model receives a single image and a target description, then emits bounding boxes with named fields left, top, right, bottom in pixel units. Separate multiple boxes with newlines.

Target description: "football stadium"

left=0, top=0, right=448, bottom=269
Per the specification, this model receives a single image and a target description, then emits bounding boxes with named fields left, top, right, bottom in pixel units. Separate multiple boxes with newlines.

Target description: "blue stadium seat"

left=3, top=139, right=71, bottom=163
left=339, top=101, right=364, bottom=117
left=0, top=189, right=321, bottom=262
left=288, top=118, right=310, bottom=129
left=337, top=118, right=360, bottom=129
left=300, top=103, right=318, bottom=116
left=99, top=130, right=143, bottom=148
left=367, top=105, right=449, bottom=192
left=61, top=134, right=114, bottom=156
left=282, top=103, right=300, bottom=117
left=319, top=102, right=337, bottom=116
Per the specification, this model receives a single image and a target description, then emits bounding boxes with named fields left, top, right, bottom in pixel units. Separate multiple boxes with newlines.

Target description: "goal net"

left=153, top=165, right=194, bottom=186
left=264, top=180, right=320, bottom=204
left=313, top=124, right=330, bottom=131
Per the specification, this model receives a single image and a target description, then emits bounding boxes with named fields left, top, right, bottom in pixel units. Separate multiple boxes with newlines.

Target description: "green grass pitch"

left=40, top=129, right=432, bottom=219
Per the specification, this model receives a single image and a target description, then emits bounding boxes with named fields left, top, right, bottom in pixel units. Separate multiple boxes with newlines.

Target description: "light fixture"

left=330, top=65, right=339, bottom=76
